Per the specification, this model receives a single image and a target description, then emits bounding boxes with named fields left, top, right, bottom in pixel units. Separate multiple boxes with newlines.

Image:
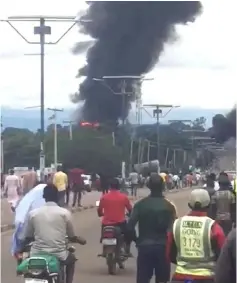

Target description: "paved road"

left=1, top=191, right=106, bottom=226
left=1, top=188, right=191, bottom=283
left=1, top=188, right=161, bottom=227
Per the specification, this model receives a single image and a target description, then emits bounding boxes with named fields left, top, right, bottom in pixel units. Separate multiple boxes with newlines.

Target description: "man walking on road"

left=22, top=167, right=38, bottom=196
left=4, top=169, right=21, bottom=212
left=128, top=173, right=177, bottom=283
left=129, top=170, right=139, bottom=197
left=68, top=168, right=84, bottom=208
left=53, top=165, right=68, bottom=207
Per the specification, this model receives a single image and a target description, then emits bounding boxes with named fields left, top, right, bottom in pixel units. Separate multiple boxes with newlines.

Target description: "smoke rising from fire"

left=73, top=1, right=202, bottom=122
left=212, top=107, right=236, bottom=143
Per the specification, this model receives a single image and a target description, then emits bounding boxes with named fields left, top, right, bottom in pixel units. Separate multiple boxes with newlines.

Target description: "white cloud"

left=0, top=0, right=236, bottom=109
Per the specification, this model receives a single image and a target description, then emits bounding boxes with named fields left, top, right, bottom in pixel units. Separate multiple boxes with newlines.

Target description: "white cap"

left=188, top=189, right=210, bottom=209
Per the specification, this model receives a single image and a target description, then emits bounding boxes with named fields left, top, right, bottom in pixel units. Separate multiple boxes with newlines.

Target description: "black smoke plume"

left=212, top=107, right=236, bottom=143
left=74, top=1, right=202, bottom=122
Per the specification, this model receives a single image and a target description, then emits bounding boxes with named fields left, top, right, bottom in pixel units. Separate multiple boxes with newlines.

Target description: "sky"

left=0, top=0, right=237, bottom=110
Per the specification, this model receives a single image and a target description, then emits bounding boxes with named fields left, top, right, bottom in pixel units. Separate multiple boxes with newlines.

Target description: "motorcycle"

left=96, top=200, right=128, bottom=275
left=17, top=238, right=80, bottom=283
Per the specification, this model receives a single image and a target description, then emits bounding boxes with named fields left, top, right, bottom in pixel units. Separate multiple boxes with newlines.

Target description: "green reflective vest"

left=173, top=216, right=215, bottom=277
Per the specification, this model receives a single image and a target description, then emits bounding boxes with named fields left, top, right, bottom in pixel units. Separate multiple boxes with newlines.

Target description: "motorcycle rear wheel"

left=107, top=253, right=116, bottom=275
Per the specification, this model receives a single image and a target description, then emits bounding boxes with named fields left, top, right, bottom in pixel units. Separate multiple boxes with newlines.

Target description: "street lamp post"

left=63, top=120, right=74, bottom=141
left=48, top=108, right=63, bottom=170
left=1, top=15, right=90, bottom=181
left=93, top=75, right=153, bottom=176
left=25, top=106, right=63, bottom=173
left=0, top=116, right=4, bottom=174
left=144, top=104, right=180, bottom=162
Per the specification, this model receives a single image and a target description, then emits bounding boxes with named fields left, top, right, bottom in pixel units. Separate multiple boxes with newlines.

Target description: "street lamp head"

left=168, top=119, right=192, bottom=123
left=93, top=78, right=104, bottom=82
left=8, top=15, right=75, bottom=19
left=102, top=75, right=144, bottom=80
left=24, top=105, right=40, bottom=109
left=6, top=15, right=91, bottom=23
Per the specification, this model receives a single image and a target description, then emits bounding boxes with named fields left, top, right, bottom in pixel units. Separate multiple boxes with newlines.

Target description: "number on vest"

left=182, top=237, right=201, bottom=248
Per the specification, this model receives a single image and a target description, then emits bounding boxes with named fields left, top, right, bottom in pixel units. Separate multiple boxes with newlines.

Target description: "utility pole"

left=147, top=140, right=151, bottom=162
left=129, top=139, right=134, bottom=173
left=93, top=76, right=151, bottom=180
left=168, top=119, right=192, bottom=168
left=144, top=104, right=180, bottom=162
left=0, top=116, right=4, bottom=174
left=182, top=129, right=206, bottom=169
left=48, top=108, right=63, bottom=170
left=1, top=15, right=90, bottom=181
left=63, top=120, right=74, bottom=141
left=111, top=131, right=115, bottom=146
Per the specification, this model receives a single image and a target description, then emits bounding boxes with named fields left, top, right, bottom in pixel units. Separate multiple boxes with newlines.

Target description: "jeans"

left=58, top=191, right=66, bottom=207
left=61, top=252, right=77, bottom=283
left=137, top=245, right=170, bottom=283
left=131, top=184, right=138, bottom=196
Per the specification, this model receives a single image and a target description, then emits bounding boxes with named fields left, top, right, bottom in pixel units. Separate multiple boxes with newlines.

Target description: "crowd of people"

left=1, top=166, right=101, bottom=212
left=10, top=167, right=236, bottom=283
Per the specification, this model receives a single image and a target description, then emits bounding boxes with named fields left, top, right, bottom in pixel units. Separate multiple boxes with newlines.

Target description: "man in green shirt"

left=127, top=173, right=177, bottom=283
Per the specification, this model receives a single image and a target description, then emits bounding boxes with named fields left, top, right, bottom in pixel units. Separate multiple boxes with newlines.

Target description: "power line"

left=1, top=15, right=90, bottom=181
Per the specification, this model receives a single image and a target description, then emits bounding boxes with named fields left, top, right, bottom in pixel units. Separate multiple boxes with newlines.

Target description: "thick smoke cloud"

left=74, top=1, right=202, bottom=122
left=212, top=107, right=236, bottom=143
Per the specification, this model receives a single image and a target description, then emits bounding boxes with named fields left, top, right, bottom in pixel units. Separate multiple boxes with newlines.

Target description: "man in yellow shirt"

left=53, top=165, right=68, bottom=207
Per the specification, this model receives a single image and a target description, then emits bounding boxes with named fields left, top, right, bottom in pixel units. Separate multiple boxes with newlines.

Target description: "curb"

left=1, top=188, right=191, bottom=233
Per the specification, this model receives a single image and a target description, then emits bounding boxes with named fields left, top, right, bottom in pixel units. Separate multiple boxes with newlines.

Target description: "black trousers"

left=58, top=191, right=66, bottom=207
left=66, top=187, right=70, bottom=205
left=72, top=184, right=83, bottom=207
left=72, top=191, right=82, bottom=207
left=102, top=188, right=109, bottom=194
left=137, top=245, right=170, bottom=283
left=61, top=252, right=77, bottom=283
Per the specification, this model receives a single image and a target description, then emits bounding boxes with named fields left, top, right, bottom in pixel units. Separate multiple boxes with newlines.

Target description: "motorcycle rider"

left=127, top=173, right=177, bottom=283
left=169, top=188, right=226, bottom=283
left=210, top=172, right=236, bottom=235
left=97, top=177, right=134, bottom=256
left=21, top=183, right=86, bottom=283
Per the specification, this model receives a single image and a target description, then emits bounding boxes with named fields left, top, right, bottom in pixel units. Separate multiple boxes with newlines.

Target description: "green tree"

left=192, top=116, right=206, bottom=130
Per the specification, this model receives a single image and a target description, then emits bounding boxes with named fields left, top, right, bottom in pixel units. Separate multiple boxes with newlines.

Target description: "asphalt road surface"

left=1, top=188, right=192, bottom=283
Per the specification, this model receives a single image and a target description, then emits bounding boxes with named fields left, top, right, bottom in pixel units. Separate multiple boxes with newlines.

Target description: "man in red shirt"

left=97, top=178, right=134, bottom=256
left=167, top=189, right=226, bottom=283
left=68, top=168, right=84, bottom=207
